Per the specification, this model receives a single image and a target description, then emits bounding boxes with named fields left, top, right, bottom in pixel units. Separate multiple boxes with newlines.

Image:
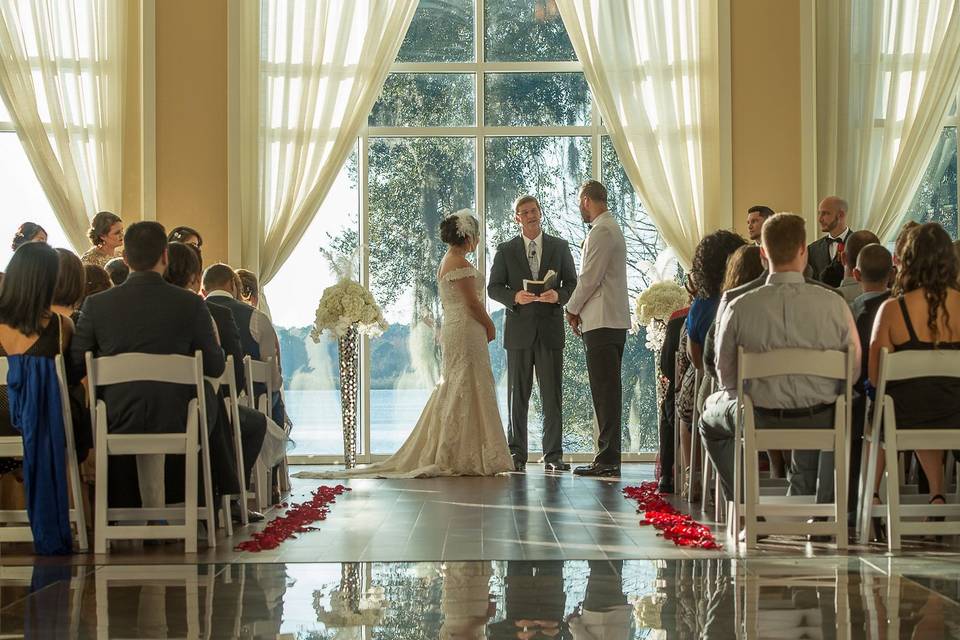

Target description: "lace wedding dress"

left=293, top=265, right=514, bottom=478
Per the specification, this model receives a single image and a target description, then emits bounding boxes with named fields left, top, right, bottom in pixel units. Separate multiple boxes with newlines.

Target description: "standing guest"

left=746, top=206, right=775, bottom=246
left=836, top=230, right=881, bottom=304
left=11, top=222, right=47, bottom=250
left=808, top=196, right=852, bottom=285
left=487, top=194, right=578, bottom=472
left=565, top=180, right=631, bottom=477
left=51, top=248, right=85, bottom=320
left=868, top=223, right=960, bottom=516
left=236, top=269, right=260, bottom=308
left=104, top=257, right=129, bottom=286
left=81, top=212, right=123, bottom=268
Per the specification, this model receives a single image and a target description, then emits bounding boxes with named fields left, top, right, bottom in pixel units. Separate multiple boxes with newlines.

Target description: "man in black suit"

left=808, top=196, right=852, bottom=284
left=69, top=221, right=236, bottom=507
left=488, top=195, right=578, bottom=472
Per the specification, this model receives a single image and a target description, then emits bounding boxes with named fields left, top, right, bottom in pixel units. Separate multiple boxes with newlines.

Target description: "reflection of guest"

left=487, top=195, right=577, bottom=472
left=488, top=561, right=570, bottom=639
left=440, top=562, right=495, bottom=639
left=567, top=561, right=633, bottom=640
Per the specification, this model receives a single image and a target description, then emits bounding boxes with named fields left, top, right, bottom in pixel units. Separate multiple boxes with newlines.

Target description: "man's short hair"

left=104, top=257, right=129, bottom=285
left=579, top=180, right=608, bottom=203
left=748, top=205, right=775, bottom=219
left=123, top=221, right=167, bottom=271
left=856, top=243, right=893, bottom=284
left=761, top=213, right=806, bottom=266
left=513, top=194, right=540, bottom=213
left=202, top=263, right=237, bottom=292
left=844, top=230, right=880, bottom=268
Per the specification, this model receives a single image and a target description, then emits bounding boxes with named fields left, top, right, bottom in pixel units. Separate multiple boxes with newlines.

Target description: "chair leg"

left=857, top=430, right=878, bottom=545
left=700, top=444, right=711, bottom=515
left=834, top=434, right=848, bottom=550
left=883, top=419, right=902, bottom=551
left=221, top=495, right=233, bottom=538
left=95, top=442, right=108, bottom=555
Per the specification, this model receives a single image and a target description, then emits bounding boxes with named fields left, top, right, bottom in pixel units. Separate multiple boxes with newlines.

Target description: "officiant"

left=488, top=195, right=578, bottom=472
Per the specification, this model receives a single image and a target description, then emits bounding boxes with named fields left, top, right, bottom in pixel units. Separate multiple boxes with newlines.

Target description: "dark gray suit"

left=488, top=233, right=577, bottom=463
left=807, top=229, right=850, bottom=282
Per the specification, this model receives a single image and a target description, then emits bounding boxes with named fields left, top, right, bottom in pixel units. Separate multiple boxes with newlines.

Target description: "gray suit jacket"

left=487, top=233, right=577, bottom=350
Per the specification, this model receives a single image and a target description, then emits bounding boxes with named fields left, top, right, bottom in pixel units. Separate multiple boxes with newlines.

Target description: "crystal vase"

left=337, top=324, right=359, bottom=468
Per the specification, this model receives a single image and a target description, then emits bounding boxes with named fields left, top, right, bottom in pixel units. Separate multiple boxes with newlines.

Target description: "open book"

left=523, top=270, right=557, bottom=296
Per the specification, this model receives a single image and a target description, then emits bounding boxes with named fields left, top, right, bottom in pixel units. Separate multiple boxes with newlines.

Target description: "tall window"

left=907, top=101, right=959, bottom=236
left=272, top=0, right=667, bottom=459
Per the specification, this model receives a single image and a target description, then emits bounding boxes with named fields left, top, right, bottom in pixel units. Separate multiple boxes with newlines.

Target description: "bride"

left=294, top=211, right=514, bottom=478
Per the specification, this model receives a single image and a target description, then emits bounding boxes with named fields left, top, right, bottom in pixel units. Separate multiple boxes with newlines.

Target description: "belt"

left=754, top=403, right=834, bottom=419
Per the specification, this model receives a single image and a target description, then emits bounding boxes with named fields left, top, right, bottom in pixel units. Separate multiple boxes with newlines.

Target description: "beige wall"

left=155, top=0, right=229, bottom=265
left=145, top=1, right=805, bottom=256
left=729, top=0, right=804, bottom=237
left=121, top=1, right=141, bottom=220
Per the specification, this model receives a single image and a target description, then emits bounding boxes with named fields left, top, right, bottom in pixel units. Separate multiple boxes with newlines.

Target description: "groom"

left=488, top=195, right=578, bottom=472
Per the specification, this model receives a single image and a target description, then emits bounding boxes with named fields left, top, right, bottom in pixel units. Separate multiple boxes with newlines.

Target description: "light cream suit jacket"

left=565, top=211, right=631, bottom=333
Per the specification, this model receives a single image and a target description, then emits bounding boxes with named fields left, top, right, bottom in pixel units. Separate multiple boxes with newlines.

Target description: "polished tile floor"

left=3, top=557, right=960, bottom=638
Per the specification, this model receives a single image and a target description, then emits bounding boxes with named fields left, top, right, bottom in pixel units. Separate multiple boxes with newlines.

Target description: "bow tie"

left=827, top=236, right=845, bottom=244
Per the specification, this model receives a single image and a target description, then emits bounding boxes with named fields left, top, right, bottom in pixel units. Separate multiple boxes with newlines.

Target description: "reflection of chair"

left=94, top=564, right=215, bottom=640
left=0, top=565, right=89, bottom=636
left=244, top=356, right=284, bottom=512
left=0, top=355, right=88, bottom=550
left=731, top=347, right=853, bottom=548
left=87, top=351, right=216, bottom=553
left=205, top=355, right=246, bottom=535
left=857, top=348, right=960, bottom=550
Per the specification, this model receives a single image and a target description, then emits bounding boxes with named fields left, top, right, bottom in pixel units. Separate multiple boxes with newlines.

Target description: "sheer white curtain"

left=0, top=0, right=125, bottom=252
left=235, top=0, right=418, bottom=295
left=817, top=0, right=960, bottom=241
left=555, top=0, right=726, bottom=269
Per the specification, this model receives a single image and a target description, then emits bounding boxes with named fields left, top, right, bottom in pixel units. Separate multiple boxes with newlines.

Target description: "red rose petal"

left=234, top=484, right=350, bottom=552
left=623, top=482, right=722, bottom=550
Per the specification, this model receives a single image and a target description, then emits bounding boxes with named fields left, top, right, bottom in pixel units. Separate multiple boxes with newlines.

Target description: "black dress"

left=886, top=297, right=960, bottom=428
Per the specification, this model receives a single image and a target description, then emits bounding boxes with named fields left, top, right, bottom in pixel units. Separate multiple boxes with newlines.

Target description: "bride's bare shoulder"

left=438, top=256, right=475, bottom=280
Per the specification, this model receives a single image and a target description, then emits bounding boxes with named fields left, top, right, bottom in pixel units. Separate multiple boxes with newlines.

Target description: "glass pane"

left=396, top=0, right=474, bottom=62
left=267, top=149, right=360, bottom=456
left=602, top=137, right=669, bottom=454
left=0, top=133, right=70, bottom=268
left=906, top=127, right=958, bottom=238
left=484, top=136, right=593, bottom=453
left=485, top=0, right=576, bottom=61
left=369, top=73, right=475, bottom=127
left=368, top=137, right=476, bottom=454
left=484, top=73, right=590, bottom=127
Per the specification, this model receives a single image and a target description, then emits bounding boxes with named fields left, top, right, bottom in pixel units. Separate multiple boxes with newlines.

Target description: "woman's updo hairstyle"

left=439, top=210, right=479, bottom=247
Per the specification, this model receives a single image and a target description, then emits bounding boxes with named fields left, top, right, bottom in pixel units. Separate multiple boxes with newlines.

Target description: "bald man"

left=808, top=196, right=852, bottom=282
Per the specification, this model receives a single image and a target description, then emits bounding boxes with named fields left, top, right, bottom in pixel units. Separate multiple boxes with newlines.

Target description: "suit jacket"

left=487, top=232, right=577, bottom=350
left=807, top=229, right=851, bottom=282
left=565, top=212, right=631, bottom=333
left=855, top=291, right=891, bottom=389
left=69, top=271, right=226, bottom=434
left=206, top=300, right=246, bottom=392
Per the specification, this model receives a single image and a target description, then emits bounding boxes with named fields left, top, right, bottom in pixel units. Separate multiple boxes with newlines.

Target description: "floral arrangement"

left=311, top=279, right=389, bottom=341
left=632, top=280, right=689, bottom=353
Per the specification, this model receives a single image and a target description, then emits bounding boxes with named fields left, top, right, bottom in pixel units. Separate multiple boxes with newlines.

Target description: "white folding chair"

left=686, top=367, right=703, bottom=503
left=205, top=355, right=247, bottom=536
left=243, top=356, right=279, bottom=512
left=87, top=351, right=217, bottom=553
left=0, top=355, right=88, bottom=550
left=731, top=347, right=853, bottom=549
left=856, top=348, right=960, bottom=549
left=672, top=352, right=684, bottom=492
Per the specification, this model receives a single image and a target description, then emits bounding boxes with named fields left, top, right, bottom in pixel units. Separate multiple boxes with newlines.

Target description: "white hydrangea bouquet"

left=310, top=249, right=388, bottom=341
left=632, top=248, right=688, bottom=353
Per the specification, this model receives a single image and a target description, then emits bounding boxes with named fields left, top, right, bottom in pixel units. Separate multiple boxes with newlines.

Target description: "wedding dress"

left=293, top=265, right=514, bottom=478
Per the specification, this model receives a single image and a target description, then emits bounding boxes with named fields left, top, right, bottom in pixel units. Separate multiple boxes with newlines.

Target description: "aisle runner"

left=236, top=485, right=350, bottom=552
left=623, top=482, right=721, bottom=550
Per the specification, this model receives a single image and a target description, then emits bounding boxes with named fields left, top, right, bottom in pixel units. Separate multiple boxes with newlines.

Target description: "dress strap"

left=897, top=297, right=921, bottom=344
left=441, top=266, right=478, bottom=282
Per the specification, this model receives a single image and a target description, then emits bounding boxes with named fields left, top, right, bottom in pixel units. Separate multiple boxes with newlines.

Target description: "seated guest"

left=11, top=222, right=47, bottom=250
left=82, top=264, right=113, bottom=302
left=165, top=244, right=266, bottom=521
left=104, top=257, right=129, bottom=286
left=837, top=230, right=881, bottom=304
left=202, top=264, right=285, bottom=425
left=0, top=243, right=92, bottom=473
left=868, top=223, right=960, bottom=513
left=168, top=225, right=203, bottom=250
left=657, top=305, right=689, bottom=493
left=236, top=269, right=260, bottom=308
left=700, top=213, right=859, bottom=509
left=51, top=248, right=85, bottom=320
left=81, top=211, right=123, bottom=268
left=69, top=222, right=236, bottom=508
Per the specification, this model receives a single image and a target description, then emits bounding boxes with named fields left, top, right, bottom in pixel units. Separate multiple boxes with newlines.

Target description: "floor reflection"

left=1, top=558, right=960, bottom=638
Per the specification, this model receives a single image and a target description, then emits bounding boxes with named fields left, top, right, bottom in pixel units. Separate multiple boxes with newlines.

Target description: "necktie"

left=528, top=241, right=539, bottom=280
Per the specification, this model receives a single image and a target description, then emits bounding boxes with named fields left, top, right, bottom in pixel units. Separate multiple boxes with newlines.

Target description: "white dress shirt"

left=565, top=211, right=631, bottom=332
left=715, top=271, right=860, bottom=407
left=827, top=227, right=852, bottom=261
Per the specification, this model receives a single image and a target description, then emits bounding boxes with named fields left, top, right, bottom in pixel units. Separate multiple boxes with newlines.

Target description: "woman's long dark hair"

left=722, top=245, right=764, bottom=292
left=11, top=222, right=46, bottom=250
left=895, top=222, right=958, bottom=346
left=689, top=230, right=747, bottom=299
left=163, top=241, right=201, bottom=289
left=0, top=242, right=60, bottom=335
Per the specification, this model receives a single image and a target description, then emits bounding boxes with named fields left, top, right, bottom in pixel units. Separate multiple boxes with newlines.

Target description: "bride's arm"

left=453, top=276, right=496, bottom=337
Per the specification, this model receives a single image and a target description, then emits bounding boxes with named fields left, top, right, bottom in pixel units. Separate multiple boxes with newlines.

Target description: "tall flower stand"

left=338, top=324, right=360, bottom=469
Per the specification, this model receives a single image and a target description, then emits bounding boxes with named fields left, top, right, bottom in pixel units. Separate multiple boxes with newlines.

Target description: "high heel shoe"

left=927, top=494, right=946, bottom=523
left=871, top=492, right=886, bottom=543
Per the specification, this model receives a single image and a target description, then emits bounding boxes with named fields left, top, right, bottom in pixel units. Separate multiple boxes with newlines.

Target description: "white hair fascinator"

left=450, top=209, right=479, bottom=242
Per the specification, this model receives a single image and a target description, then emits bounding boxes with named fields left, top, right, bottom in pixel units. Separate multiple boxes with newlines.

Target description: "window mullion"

left=476, top=0, right=486, bottom=285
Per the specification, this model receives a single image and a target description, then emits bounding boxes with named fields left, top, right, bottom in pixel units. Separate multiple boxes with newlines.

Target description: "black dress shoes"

left=512, top=456, right=526, bottom=472
left=573, top=463, right=621, bottom=477
left=544, top=461, right=571, bottom=472
left=657, top=476, right=674, bottom=494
